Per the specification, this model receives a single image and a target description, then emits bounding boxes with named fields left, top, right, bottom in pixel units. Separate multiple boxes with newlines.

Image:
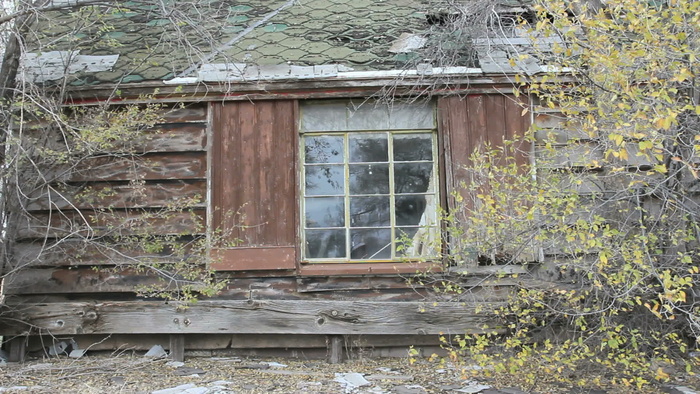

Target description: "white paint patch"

left=21, top=51, right=119, bottom=82
left=389, top=33, right=427, bottom=53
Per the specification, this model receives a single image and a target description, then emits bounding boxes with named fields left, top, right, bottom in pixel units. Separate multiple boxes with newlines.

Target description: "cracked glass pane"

left=350, top=228, right=392, bottom=259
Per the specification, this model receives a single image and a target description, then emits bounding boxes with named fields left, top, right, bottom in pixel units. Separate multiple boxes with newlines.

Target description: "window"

left=300, top=100, right=439, bottom=262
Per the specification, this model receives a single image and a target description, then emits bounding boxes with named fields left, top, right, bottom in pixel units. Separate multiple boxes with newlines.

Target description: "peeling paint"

left=21, top=51, right=119, bottom=83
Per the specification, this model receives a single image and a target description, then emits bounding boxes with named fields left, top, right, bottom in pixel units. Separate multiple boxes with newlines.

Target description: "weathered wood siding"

left=6, top=104, right=210, bottom=295
left=211, top=100, right=297, bottom=271
left=1, top=94, right=533, bottom=350
left=439, top=94, right=531, bottom=207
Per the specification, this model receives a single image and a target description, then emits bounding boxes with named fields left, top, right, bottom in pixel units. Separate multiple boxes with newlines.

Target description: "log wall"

left=2, top=93, right=534, bottom=360
left=6, top=103, right=210, bottom=296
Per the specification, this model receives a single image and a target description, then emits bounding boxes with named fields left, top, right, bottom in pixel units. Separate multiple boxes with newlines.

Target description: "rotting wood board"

left=0, top=300, right=506, bottom=336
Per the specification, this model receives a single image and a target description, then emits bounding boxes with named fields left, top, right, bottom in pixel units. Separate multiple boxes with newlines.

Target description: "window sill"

left=211, top=247, right=296, bottom=271
left=298, top=261, right=443, bottom=276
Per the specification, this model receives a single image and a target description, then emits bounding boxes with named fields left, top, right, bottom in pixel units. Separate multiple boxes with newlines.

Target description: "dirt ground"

left=0, top=354, right=698, bottom=394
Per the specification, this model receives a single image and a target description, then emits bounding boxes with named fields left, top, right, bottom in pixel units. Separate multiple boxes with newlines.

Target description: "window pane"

left=389, top=102, right=434, bottom=130
left=349, top=164, right=389, bottom=194
left=350, top=228, right=392, bottom=259
left=349, top=133, right=388, bottom=163
left=305, top=165, right=344, bottom=195
left=347, top=103, right=390, bottom=131
left=305, top=197, right=345, bottom=228
left=306, top=229, right=346, bottom=258
left=396, top=226, right=438, bottom=257
left=300, top=102, right=347, bottom=131
left=393, top=133, right=433, bottom=161
left=305, top=135, right=344, bottom=164
left=395, top=163, right=433, bottom=194
left=350, top=196, right=390, bottom=227
left=395, top=195, right=428, bottom=226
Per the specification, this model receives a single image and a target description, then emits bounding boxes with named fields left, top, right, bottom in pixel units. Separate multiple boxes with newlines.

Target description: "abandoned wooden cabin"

left=0, top=0, right=571, bottom=361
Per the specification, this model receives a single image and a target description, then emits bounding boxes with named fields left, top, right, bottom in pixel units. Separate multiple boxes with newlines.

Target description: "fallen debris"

left=172, top=367, right=207, bottom=377
left=47, top=340, right=78, bottom=356
left=335, top=372, right=372, bottom=392
left=144, top=345, right=168, bottom=359
left=453, top=380, right=492, bottom=393
left=151, top=383, right=208, bottom=394
left=394, top=384, right=427, bottom=394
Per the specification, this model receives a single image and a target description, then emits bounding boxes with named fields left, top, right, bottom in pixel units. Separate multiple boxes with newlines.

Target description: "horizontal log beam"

left=4, top=268, right=170, bottom=295
left=67, top=152, right=206, bottom=182
left=26, top=180, right=206, bottom=211
left=16, top=209, right=205, bottom=240
left=11, top=238, right=198, bottom=268
left=0, top=300, right=505, bottom=336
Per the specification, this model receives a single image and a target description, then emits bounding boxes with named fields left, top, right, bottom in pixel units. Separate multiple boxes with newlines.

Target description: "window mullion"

left=388, top=131, right=395, bottom=259
left=344, top=132, right=351, bottom=261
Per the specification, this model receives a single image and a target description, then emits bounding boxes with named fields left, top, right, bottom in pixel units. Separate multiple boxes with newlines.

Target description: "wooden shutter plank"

left=212, top=100, right=297, bottom=271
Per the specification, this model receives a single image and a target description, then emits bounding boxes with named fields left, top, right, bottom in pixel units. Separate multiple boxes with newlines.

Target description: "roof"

left=21, top=0, right=543, bottom=88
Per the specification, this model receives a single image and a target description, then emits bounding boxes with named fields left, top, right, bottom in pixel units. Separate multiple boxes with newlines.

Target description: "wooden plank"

left=211, top=247, right=296, bottom=271
left=67, top=152, right=206, bottom=182
left=485, top=94, right=507, bottom=151
left=26, top=180, right=206, bottom=211
left=11, top=238, right=197, bottom=268
left=16, top=209, right=205, bottom=239
left=27, top=333, right=447, bottom=352
left=297, top=262, right=442, bottom=276
left=211, top=100, right=297, bottom=257
left=503, top=94, right=531, bottom=167
left=8, top=336, right=27, bottom=362
left=0, top=300, right=505, bottom=336
left=296, top=275, right=422, bottom=293
left=4, top=267, right=176, bottom=295
left=437, top=96, right=462, bottom=208
left=160, top=105, right=208, bottom=123
left=143, top=124, right=207, bottom=152
left=467, top=94, right=487, bottom=163
left=28, top=122, right=206, bottom=160
left=169, top=335, right=185, bottom=362
left=64, top=76, right=532, bottom=104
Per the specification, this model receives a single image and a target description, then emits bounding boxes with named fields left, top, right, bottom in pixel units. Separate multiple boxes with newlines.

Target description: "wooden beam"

left=26, top=180, right=207, bottom=211
left=328, top=335, right=344, bottom=364
left=67, top=152, right=206, bottom=182
left=16, top=209, right=205, bottom=240
left=169, top=335, right=185, bottom=362
left=4, top=267, right=173, bottom=295
left=0, top=300, right=505, bottom=336
left=8, top=336, right=26, bottom=362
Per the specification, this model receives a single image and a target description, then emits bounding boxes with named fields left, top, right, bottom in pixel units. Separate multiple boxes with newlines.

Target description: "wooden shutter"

left=439, top=94, right=530, bottom=209
left=211, top=100, right=297, bottom=271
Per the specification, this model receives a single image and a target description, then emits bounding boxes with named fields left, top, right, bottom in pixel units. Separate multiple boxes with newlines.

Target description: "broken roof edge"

left=62, top=65, right=575, bottom=104
left=165, top=64, right=485, bottom=85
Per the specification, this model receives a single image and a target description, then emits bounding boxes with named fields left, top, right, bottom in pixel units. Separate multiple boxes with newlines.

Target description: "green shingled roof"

left=29, top=0, right=435, bottom=86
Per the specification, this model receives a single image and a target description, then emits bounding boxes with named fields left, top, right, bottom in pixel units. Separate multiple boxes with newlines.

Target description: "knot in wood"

left=83, top=310, right=98, bottom=322
left=320, top=310, right=360, bottom=323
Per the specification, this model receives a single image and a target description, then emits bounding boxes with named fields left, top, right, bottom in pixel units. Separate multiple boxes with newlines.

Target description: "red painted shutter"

left=211, top=100, right=298, bottom=271
left=438, top=94, right=530, bottom=210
